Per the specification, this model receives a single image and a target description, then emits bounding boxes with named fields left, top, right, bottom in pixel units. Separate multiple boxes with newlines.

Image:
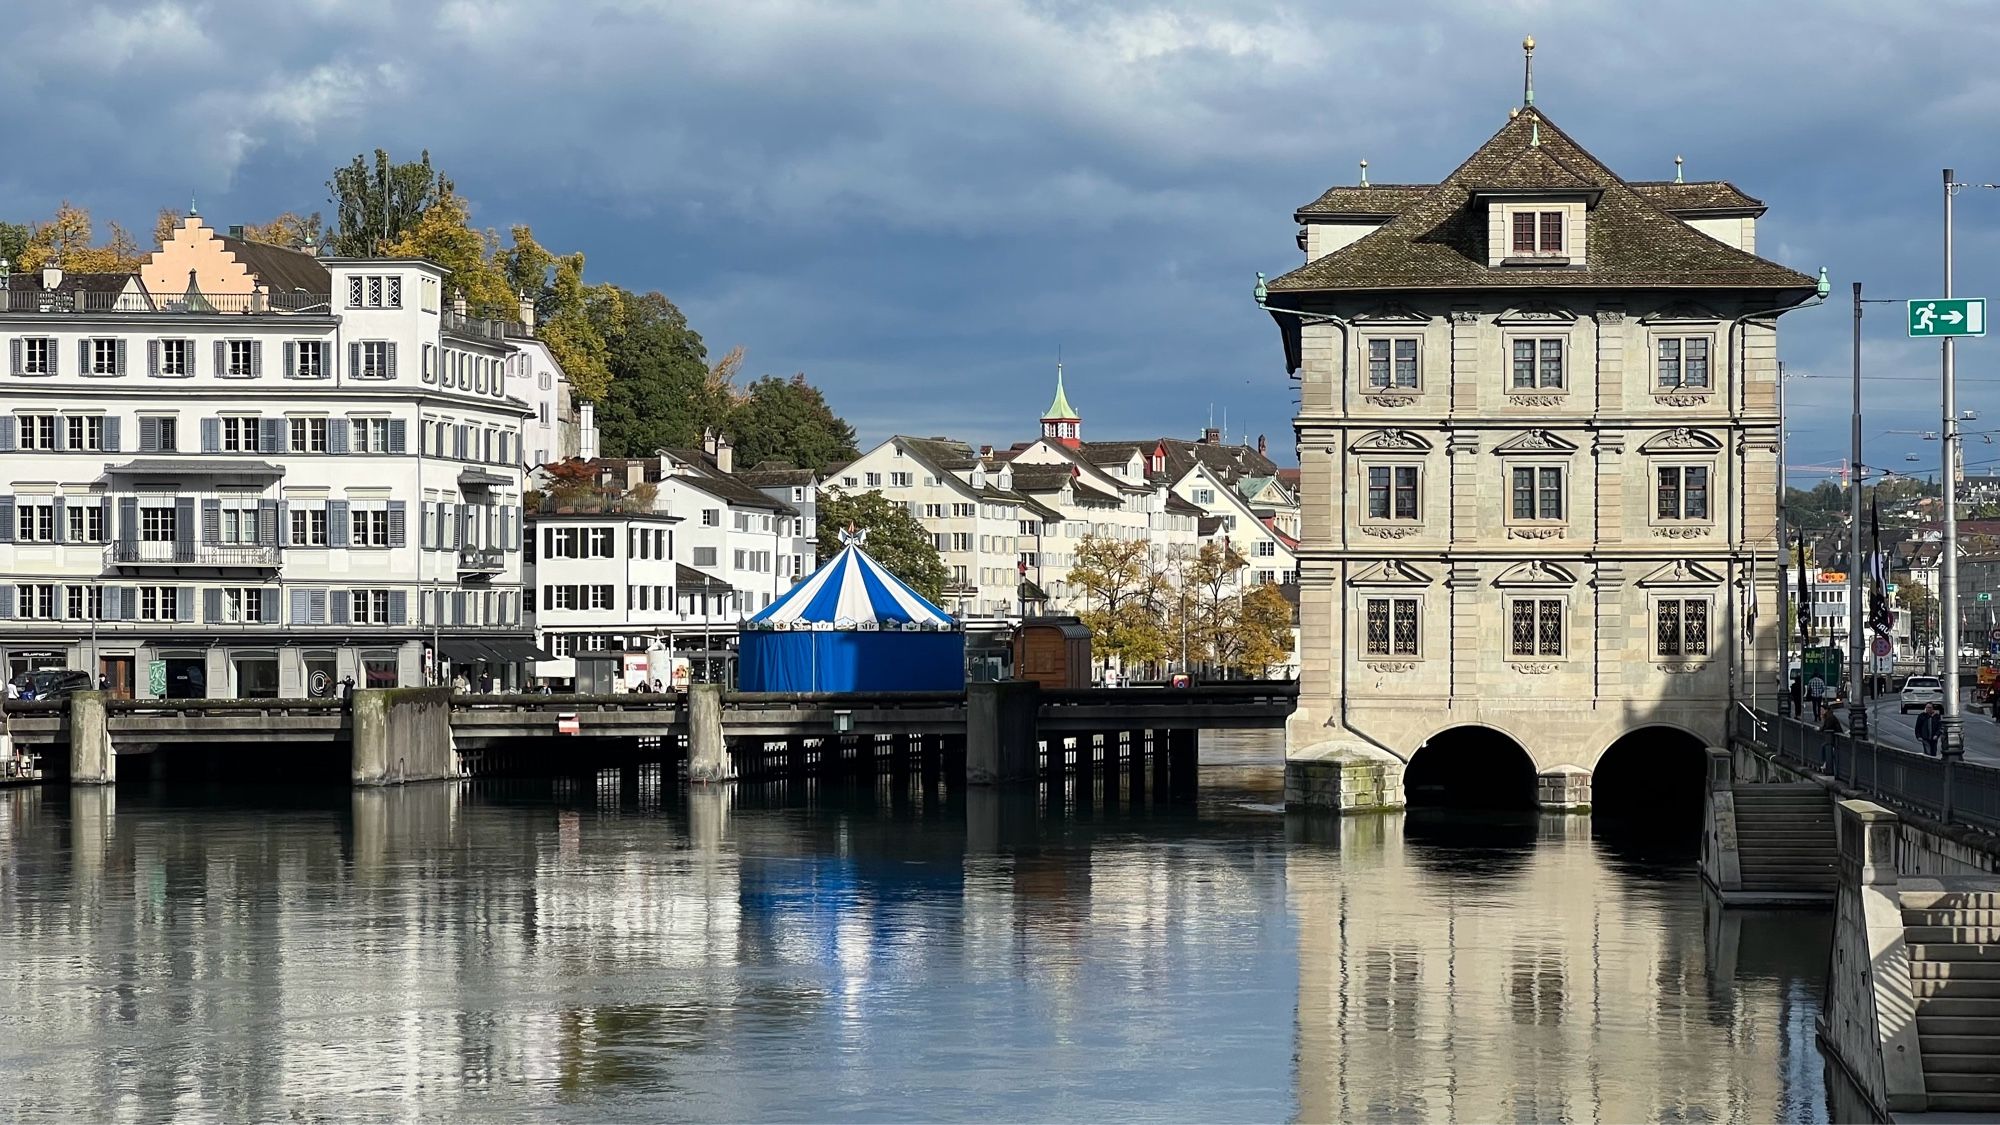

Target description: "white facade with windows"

left=0, top=238, right=541, bottom=696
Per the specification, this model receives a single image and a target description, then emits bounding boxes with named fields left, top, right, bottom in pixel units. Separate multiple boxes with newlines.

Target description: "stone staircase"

left=1729, top=784, right=1836, bottom=895
left=1906, top=888, right=2000, bottom=1111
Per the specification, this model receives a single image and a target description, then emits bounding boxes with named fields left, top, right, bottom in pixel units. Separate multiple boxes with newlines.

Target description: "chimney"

left=1257, top=434, right=1267, bottom=456
left=625, top=461, right=643, bottom=490
left=715, top=433, right=734, bottom=475
left=1201, top=427, right=1220, bottom=444
left=979, top=444, right=993, bottom=458
left=517, top=290, right=536, bottom=332
left=701, top=427, right=716, bottom=456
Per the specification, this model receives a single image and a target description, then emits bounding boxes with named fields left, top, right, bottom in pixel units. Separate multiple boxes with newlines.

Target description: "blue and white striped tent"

left=737, top=536, right=964, bottom=692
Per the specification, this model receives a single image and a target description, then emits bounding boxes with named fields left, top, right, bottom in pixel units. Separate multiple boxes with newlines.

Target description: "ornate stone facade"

left=1264, top=102, right=1820, bottom=807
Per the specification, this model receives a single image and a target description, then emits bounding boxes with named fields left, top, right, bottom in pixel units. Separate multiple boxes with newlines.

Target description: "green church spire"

left=1043, top=362, right=1078, bottom=421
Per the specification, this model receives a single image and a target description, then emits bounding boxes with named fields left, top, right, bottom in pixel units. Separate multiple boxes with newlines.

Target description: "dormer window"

left=1512, top=210, right=1564, bottom=256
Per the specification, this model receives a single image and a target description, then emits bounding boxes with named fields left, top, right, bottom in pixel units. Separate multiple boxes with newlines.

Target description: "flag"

left=1797, top=538, right=1813, bottom=646
left=1745, top=550, right=1758, bottom=638
left=1868, top=495, right=1891, bottom=640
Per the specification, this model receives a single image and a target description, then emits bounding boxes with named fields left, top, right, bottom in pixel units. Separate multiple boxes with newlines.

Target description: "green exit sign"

left=1910, top=297, right=1986, bottom=338
left=1981, top=593, right=1994, bottom=603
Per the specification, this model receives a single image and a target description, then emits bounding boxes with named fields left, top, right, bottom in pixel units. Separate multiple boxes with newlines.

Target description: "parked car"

left=8, top=669, right=93, bottom=702
left=1900, top=675, right=1945, bottom=714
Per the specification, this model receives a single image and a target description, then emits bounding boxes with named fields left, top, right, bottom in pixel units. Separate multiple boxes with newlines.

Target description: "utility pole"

left=1941, top=168, right=1965, bottom=757
left=1849, top=282, right=1869, bottom=738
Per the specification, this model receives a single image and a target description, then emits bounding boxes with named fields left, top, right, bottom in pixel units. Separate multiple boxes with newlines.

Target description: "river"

left=0, top=735, right=1834, bottom=1122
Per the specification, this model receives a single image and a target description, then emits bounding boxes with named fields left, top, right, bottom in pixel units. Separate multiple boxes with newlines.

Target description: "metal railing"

left=105, top=542, right=281, bottom=566
left=457, top=547, right=505, bottom=573
left=442, top=310, right=509, bottom=341
left=0, top=289, right=332, bottom=314
left=1739, top=704, right=2000, bottom=832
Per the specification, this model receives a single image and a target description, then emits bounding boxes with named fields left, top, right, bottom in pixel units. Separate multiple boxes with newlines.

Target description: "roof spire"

left=1043, top=360, right=1078, bottom=421
left=188, top=193, right=198, bottom=218
left=1522, top=36, right=1539, bottom=146
left=1358, top=159, right=1369, bottom=187
left=1674, top=154, right=1684, bottom=183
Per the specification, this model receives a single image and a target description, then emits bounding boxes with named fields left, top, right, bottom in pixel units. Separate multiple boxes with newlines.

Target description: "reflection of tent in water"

left=738, top=845, right=967, bottom=967
left=737, top=531, right=965, bottom=692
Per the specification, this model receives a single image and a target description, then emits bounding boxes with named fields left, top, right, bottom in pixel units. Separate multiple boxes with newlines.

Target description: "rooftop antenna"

left=1523, top=36, right=1539, bottom=147
left=1674, top=155, right=1685, bottom=184
left=1358, top=159, right=1369, bottom=188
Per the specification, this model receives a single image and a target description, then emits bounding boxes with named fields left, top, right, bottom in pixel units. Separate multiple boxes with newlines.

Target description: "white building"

left=509, top=302, right=598, bottom=467
left=0, top=216, right=550, bottom=696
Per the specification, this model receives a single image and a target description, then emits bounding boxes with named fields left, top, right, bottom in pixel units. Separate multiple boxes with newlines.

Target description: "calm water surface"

left=0, top=736, right=1832, bottom=1122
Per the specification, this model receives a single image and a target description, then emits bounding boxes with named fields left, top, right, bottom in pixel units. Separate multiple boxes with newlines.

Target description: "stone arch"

left=1402, top=724, right=1539, bottom=809
left=1589, top=724, right=1710, bottom=833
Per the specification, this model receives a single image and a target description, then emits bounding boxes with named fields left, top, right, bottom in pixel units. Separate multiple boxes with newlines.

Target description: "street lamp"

left=1938, top=171, right=1999, bottom=756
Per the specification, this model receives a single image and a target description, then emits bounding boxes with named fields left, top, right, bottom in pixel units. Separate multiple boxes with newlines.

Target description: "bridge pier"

left=68, top=691, right=115, bottom=786
left=1536, top=765, right=1592, bottom=812
left=350, top=687, right=455, bottom=786
left=967, top=681, right=1040, bottom=786
left=687, top=684, right=734, bottom=784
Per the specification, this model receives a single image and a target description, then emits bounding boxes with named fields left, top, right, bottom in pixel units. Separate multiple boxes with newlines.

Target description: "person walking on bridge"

left=1789, top=675, right=1803, bottom=719
left=1917, top=703, right=1941, bottom=756
left=1818, top=701, right=1845, bottom=774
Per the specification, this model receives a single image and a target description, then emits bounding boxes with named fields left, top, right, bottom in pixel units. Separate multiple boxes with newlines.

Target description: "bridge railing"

left=1740, top=705, right=2000, bottom=833
left=106, top=697, right=349, bottom=715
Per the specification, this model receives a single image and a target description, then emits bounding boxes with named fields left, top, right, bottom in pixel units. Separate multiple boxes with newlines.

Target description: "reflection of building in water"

left=1291, top=817, right=1814, bottom=1122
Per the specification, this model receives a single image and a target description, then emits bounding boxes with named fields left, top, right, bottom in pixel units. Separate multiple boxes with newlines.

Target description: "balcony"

left=457, top=547, right=505, bottom=575
left=105, top=542, right=280, bottom=569
left=0, top=288, right=332, bottom=315
left=442, top=309, right=509, bottom=342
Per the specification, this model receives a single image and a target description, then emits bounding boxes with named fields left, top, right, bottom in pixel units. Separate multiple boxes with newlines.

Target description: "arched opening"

left=1591, top=725, right=1710, bottom=857
left=1402, top=726, right=1538, bottom=810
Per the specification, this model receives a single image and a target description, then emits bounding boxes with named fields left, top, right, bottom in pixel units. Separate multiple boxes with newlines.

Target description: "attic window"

left=1511, top=210, right=1565, bottom=256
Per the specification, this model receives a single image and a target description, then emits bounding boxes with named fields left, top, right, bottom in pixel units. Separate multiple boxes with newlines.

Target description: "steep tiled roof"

left=1628, top=181, right=1766, bottom=214
left=1270, top=110, right=1811, bottom=293
left=897, top=436, right=978, bottom=470
left=218, top=235, right=331, bottom=295
left=1296, top=184, right=1432, bottom=219
left=735, top=466, right=816, bottom=488
left=661, top=449, right=796, bottom=514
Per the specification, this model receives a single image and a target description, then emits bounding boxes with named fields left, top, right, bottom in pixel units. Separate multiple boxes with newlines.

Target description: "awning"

left=484, top=637, right=554, bottom=662
left=437, top=638, right=499, bottom=663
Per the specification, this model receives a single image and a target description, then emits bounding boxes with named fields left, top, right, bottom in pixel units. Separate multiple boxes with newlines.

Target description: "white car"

left=1901, top=675, right=1945, bottom=714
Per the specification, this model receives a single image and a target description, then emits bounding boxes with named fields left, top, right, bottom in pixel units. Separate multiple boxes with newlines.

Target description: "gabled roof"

left=896, top=435, right=979, bottom=471
left=1073, top=436, right=1282, bottom=488
left=660, top=449, right=797, bottom=513
left=1270, top=109, right=1813, bottom=293
left=1298, top=179, right=1765, bottom=222
left=736, top=464, right=817, bottom=488
left=217, top=234, right=331, bottom=295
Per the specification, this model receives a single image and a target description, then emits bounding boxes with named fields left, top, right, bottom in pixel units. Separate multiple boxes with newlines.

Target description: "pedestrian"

left=479, top=672, right=494, bottom=694
left=4, top=680, right=17, bottom=701
left=1917, top=703, right=1941, bottom=756
left=452, top=671, right=470, bottom=694
left=338, top=674, right=354, bottom=700
left=1789, top=676, right=1803, bottom=719
left=97, top=674, right=109, bottom=691
left=1819, top=701, right=1845, bottom=774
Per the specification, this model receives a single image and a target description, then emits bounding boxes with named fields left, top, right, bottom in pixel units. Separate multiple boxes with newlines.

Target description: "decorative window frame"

left=1349, top=560, right=1433, bottom=668
left=1352, top=305, right=1430, bottom=403
left=1639, top=428, right=1722, bottom=538
left=1495, top=561, right=1576, bottom=669
left=1494, top=430, right=1576, bottom=539
left=1498, top=304, right=1577, bottom=404
left=1636, top=559, right=1726, bottom=670
left=1352, top=429, right=1431, bottom=538
left=1641, top=303, right=1723, bottom=405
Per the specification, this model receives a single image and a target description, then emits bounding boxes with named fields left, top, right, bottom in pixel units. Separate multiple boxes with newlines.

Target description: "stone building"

left=1263, top=90, right=1824, bottom=808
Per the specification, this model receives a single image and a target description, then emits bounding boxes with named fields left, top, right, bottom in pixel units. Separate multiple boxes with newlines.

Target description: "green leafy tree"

left=1235, top=583, right=1296, bottom=677
left=239, top=211, right=326, bottom=252
left=16, top=202, right=142, bottom=272
left=727, top=374, right=859, bottom=470
left=509, top=229, right=613, bottom=401
left=327, top=149, right=446, bottom=256
left=1, top=220, right=33, bottom=264
left=382, top=187, right=517, bottom=319
left=1069, top=535, right=1169, bottom=673
left=815, top=489, right=948, bottom=602
left=597, top=290, right=733, bottom=455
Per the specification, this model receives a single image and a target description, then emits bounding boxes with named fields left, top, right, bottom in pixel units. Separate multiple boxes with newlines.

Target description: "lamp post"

left=1849, top=282, right=1869, bottom=739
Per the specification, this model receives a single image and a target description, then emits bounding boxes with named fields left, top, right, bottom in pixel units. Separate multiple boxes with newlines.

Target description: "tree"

left=596, top=289, right=731, bottom=455
left=815, top=489, right=948, bottom=602
left=727, top=374, right=859, bottom=470
left=1900, top=581, right=1938, bottom=649
left=1069, top=535, right=1169, bottom=673
left=238, top=211, right=326, bottom=251
left=511, top=231, right=613, bottom=402
left=327, top=149, right=446, bottom=257
left=381, top=187, right=516, bottom=319
left=1235, top=583, right=1296, bottom=677
left=0, top=221, right=26, bottom=266
left=16, top=202, right=142, bottom=272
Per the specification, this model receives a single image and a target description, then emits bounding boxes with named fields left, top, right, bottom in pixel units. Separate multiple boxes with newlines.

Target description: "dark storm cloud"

left=4, top=1, right=1999, bottom=469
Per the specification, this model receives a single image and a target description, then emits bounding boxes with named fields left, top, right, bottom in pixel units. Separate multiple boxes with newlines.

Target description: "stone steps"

left=1913, top=960, right=2000, bottom=980
left=1906, top=891, right=2000, bottom=911
left=1910, top=927, right=2000, bottom=946
left=1918, top=1015, right=2000, bottom=1037
left=1909, top=909, right=2000, bottom=927
left=1914, top=979, right=2000, bottom=999
left=1927, top=1053, right=2000, bottom=1075
left=1922, top=1034, right=2000, bottom=1056
left=1909, top=947, right=2000, bottom=965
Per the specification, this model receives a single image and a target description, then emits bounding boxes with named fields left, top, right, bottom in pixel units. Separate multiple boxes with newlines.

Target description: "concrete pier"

left=687, top=684, right=734, bottom=784
left=350, top=688, right=455, bottom=786
left=966, top=680, right=1040, bottom=786
left=68, top=691, right=115, bottom=786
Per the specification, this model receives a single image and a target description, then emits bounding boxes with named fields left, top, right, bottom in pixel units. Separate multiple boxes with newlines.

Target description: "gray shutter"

left=260, top=417, right=285, bottom=453
left=290, top=588, right=309, bottom=625
left=213, top=340, right=226, bottom=376
left=260, top=586, right=280, bottom=623
left=275, top=502, right=289, bottom=548
left=0, top=496, right=12, bottom=543
left=388, top=589, right=408, bottom=625
left=327, top=418, right=349, bottom=455
left=328, top=500, right=350, bottom=547
left=117, top=497, right=137, bottom=548
left=174, top=496, right=194, bottom=557
left=0, top=586, right=13, bottom=618
left=419, top=501, right=431, bottom=548
left=50, top=496, right=64, bottom=540
left=98, top=498, right=110, bottom=543
left=284, top=341, right=296, bottom=378
left=331, top=590, right=351, bottom=625
left=204, top=588, right=221, bottom=623
left=309, top=588, right=327, bottom=624
left=385, top=342, right=398, bottom=380
left=77, top=339, right=89, bottom=375
left=8, top=339, right=19, bottom=375
left=50, top=416, right=65, bottom=451
left=250, top=341, right=263, bottom=378
left=387, top=419, right=407, bottom=453
left=452, top=591, right=466, bottom=625
left=102, top=416, right=120, bottom=452
left=175, top=586, right=195, bottom=622
left=148, top=339, right=160, bottom=376
left=388, top=500, right=406, bottom=547
left=115, top=587, right=135, bottom=621
left=139, top=416, right=160, bottom=452
left=201, top=498, right=220, bottom=545
left=201, top=417, right=220, bottom=453
left=0, top=417, right=14, bottom=452
left=183, top=338, right=197, bottom=377
left=115, top=338, right=127, bottom=375
left=349, top=342, right=361, bottom=377
left=257, top=499, right=278, bottom=547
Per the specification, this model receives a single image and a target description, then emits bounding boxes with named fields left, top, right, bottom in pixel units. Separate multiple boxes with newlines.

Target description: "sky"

left=5, top=0, right=2000, bottom=474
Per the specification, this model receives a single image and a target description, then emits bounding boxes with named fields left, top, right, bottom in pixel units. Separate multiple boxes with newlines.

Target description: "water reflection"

left=0, top=742, right=1830, bottom=1122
